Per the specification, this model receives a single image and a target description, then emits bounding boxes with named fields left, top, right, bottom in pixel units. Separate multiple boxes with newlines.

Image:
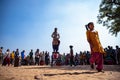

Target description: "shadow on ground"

left=23, top=65, right=120, bottom=72
left=43, top=71, right=98, bottom=76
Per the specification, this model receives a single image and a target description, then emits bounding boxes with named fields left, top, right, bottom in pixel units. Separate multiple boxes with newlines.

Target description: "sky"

left=0, top=0, right=120, bottom=55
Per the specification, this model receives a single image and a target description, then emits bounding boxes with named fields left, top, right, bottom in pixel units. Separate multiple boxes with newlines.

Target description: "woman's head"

left=88, top=22, right=94, bottom=31
left=69, top=45, right=73, bottom=49
left=54, top=27, right=57, bottom=32
left=7, top=49, right=10, bottom=52
left=0, top=47, right=3, bottom=49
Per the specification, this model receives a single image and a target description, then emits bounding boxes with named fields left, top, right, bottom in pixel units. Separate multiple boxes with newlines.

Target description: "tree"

left=97, top=0, right=120, bottom=36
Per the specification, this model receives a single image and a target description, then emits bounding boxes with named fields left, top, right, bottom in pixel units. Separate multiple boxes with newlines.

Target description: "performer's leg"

left=53, top=45, right=55, bottom=52
left=70, top=58, right=72, bottom=66
left=96, top=53, right=103, bottom=72
left=56, top=45, right=58, bottom=52
left=89, top=53, right=96, bottom=69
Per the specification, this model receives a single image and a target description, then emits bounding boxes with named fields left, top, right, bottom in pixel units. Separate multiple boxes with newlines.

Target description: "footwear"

left=97, top=69, right=104, bottom=73
left=96, top=68, right=104, bottom=73
left=90, top=64, right=94, bottom=69
left=97, top=69, right=102, bottom=72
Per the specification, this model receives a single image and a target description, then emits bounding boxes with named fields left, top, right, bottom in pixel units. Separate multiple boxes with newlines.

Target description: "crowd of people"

left=0, top=45, right=120, bottom=67
left=0, top=25, right=120, bottom=70
left=0, top=47, right=51, bottom=66
left=104, top=45, right=120, bottom=65
left=50, top=45, right=120, bottom=66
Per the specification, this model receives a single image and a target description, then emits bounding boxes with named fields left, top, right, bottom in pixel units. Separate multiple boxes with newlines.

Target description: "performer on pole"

left=51, top=28, right=60, bottom=53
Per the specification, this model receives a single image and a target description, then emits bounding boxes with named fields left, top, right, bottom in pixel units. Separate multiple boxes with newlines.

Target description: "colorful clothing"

left=86, top=30, right=105, bottom=54
left=90, top=52, right=103, bottom=70
left=86, top=30, right=105, bottom=71
left=11, top=52, right=15, bottom=59
left=21, top=51, right=25, bottom=60
left=5, top=51, right=10, bottom=66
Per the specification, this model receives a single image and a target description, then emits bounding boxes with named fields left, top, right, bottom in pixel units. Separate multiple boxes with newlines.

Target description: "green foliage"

left=97, top=0, right=120, bottom=36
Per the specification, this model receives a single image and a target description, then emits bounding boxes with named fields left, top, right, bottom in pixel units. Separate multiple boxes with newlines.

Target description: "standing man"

left=29, top=49, right=33, bottom=65
left=0, top=47, right=3, bottom=64
left=86, top=22, right=105, bottom=72
left=69, top=45, right=76, bottom=66
left=51, top=28, right=60, bottom=52
left=115, top=45, right=120, bottom=65
left=21, top=50, right=25, bottom=61
left=35, top=49, right=40, bottom=65
left=14, top=49, right=19, bottom=67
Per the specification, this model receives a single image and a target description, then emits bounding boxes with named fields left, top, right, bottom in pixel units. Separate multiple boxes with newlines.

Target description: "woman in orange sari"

left=86, top=22, right=105, bottom=72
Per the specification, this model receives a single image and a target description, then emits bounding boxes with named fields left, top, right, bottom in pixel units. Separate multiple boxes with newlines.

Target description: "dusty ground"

left=0, top=65, right=120, bottom=80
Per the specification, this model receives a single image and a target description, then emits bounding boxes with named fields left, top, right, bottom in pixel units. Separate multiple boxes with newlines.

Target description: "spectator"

left=35, top=49, right=40, bottom=65
left=10, top=51, right=15, bottom=65
left=69, top=45, right=76, bottom=66
left=115, top=46, right=120, bottom=65
left=14, top=49, right=19, bottom=67
left=0, top=47, right=3, bottom=64
left=29, top=49, right=34, bottom=65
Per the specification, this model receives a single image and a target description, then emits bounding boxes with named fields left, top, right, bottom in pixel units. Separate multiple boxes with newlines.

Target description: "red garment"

left=89, top=52, right=103, bottom=70
left=6, top=57, right=10, bottom=66
left=53, top=53, right=58, bottom=59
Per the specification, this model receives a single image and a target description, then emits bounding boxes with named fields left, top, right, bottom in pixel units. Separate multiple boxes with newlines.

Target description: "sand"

left=0, top=65, right=120, bottom=80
